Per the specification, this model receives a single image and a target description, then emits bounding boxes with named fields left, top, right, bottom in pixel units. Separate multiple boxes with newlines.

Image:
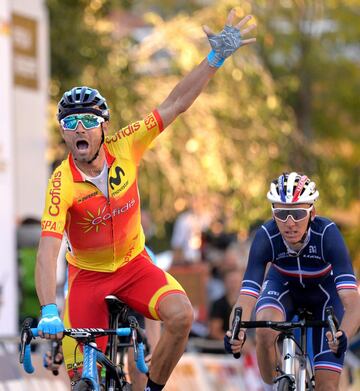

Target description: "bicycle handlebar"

left=20, top=324, right=148, bottom=375
left=230, top=306, right=339, bottom=357
left=238, top=319, right=329, bottom=331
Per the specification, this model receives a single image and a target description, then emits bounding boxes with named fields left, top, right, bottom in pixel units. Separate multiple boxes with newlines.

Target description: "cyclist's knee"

left=159, top=294, right=193, bottom=334
left=255, top=327, right=277, bottom=349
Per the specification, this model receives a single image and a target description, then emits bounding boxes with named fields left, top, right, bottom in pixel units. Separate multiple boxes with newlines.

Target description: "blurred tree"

left=46, top=0, right=359, bottom=267
left=131, top=3, right=299, bottom=238
left=253, top=0, right=360, bottom=267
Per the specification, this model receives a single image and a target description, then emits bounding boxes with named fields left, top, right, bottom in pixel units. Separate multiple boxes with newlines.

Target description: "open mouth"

left=76, top=140, right=89, bottom=151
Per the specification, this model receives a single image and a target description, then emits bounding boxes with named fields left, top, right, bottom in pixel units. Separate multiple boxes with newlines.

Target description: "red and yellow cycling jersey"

left=41, top=111, right=163, bottom=272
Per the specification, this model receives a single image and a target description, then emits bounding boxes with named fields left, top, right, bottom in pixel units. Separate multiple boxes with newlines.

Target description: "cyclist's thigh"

left=255, top=267, right=295, bottom=321
left=113, top=248, right=186, bottom=320
left=62, top=264, right=110, bottom=375
left=310, top=279, right=345, bottom=374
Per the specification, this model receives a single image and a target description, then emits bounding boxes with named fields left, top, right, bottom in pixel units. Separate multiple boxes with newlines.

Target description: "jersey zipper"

left=297, top=256, right=305, bottom=287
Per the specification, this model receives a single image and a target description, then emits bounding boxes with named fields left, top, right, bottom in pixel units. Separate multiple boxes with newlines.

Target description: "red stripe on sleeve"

left=41, top=231, right=63, bottom=239
left=153, top=109, right=164, bottom=133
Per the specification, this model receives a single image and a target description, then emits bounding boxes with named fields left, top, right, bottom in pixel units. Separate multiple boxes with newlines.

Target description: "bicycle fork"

left=274, top=334, right=296, bottom=390
left=82, top=342, right=101, bottom=391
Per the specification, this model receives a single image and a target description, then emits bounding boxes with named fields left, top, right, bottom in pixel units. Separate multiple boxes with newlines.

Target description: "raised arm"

left=157, top=9, right=256, bottom=129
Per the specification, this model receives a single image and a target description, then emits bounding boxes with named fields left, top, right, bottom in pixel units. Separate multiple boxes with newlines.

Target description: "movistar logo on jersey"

left=109, top=166, right=125, bottom=190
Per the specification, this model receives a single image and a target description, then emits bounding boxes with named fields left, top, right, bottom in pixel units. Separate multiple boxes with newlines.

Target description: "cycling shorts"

left=255, top=267, right=345, bottom=373
left=62, top=247, right=186, bottom=375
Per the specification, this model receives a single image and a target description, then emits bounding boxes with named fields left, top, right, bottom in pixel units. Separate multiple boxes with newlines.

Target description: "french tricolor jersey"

left=41, top=111, right=163, bottom=272
left=241, top=217, right=357, bottom=299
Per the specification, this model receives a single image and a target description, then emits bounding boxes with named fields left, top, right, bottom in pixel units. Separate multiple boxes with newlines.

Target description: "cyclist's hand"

left=38, top=304, right=64, bottom=340
left=224, top=329, right=246, bottom=356
left=203, top=9, right=256, bottom=68
left=326, top=329, right=348, bottom=357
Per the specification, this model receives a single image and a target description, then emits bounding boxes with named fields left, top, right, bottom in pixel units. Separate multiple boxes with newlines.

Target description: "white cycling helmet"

left=267, top=172, right=319, bottom=204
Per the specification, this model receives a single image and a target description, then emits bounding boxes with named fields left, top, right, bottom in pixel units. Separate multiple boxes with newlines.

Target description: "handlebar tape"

left=136, top=342, right=149, bottom=374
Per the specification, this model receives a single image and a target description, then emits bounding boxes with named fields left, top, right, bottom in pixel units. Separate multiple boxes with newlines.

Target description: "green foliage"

left=252, top=0, right=360, bottom=265
left=46, top=0, right=359, bottom=266
left=18, top=247, right=39, bottom=319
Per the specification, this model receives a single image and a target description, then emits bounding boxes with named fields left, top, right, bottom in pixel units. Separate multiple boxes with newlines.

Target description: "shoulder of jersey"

left=310, top=216, right=334, bottom=233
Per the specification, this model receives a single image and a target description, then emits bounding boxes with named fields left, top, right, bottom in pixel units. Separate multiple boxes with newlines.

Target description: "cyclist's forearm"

left=338, top=290, right=360, bottom=339
left=229, top=294, right=257, bottom=328
left=157, top=59, right=217, bottom=128
left=35, top=236, right=62, bottom=305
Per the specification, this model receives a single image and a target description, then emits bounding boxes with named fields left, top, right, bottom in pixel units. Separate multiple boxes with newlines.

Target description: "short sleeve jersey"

left=240, top=217, right=358, bottom=299
left=41, top=111, right=163, bottom=272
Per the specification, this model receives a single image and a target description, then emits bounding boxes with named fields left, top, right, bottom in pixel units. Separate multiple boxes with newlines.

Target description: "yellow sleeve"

left=41, top=166, right=72, bottom=239
left=106, top=110, right=164, bottom=165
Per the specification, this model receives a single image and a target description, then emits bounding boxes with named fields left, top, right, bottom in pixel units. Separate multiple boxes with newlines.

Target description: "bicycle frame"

left=279, top=331, right=311, bottom=391
left=231, top=306, right=338, bottom=391
left=20, top=326, right=148, bottom=391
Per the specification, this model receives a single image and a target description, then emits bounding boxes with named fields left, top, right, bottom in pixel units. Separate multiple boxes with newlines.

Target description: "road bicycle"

left=20, top=295, right=148, bottom=391
left=231, top=306, right=339, bottom=391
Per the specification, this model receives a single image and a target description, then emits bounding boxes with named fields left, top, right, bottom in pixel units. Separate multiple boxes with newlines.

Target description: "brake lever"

left=19, top=318, right=34, bottom=363
left=230, top=307, right=242, bottom=359
left=325, top=306, right=338, bottom=344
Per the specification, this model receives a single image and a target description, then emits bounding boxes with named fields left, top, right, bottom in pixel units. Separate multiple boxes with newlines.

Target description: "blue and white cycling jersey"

left=241, top=216, right=357, bottom=299
left=240, top=216, right=358, bottom=372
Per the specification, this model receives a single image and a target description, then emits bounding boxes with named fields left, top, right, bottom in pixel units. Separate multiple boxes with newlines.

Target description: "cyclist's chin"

left=283, top=232, right=303, bottom=243
left=72, top=149, right=91, bottom=162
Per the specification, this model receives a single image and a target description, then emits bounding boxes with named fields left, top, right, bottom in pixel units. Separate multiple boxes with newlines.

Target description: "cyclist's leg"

left=311, top=281, right=344, bottom=391
left=113, top=248, right=193, bottom=387
left=255, top=268, right=295, bottom=385
left=62, top=264, right=111, bottom=381
left=127, top=315, right=161, bottom=391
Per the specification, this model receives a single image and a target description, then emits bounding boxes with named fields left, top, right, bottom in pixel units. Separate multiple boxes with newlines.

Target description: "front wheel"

left=277, top=377, right=294, bottom=391
left=72, top=379, right=95, bottom=391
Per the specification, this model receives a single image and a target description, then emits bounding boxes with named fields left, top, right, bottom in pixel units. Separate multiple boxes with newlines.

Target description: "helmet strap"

left=87, top=124, right=105, bottom=164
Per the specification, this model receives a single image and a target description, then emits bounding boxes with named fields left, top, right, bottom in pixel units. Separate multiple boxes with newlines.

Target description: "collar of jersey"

left=68, top=144, right=115, bottom=182
left=282, top=229, right=311, bottom=257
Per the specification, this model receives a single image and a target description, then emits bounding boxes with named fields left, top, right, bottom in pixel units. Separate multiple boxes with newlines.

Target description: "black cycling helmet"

left=57, top=86, right=110, bottom=121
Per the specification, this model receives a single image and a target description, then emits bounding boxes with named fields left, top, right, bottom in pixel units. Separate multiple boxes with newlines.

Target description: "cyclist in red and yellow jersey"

left=35, top=9, right=256, bottom=391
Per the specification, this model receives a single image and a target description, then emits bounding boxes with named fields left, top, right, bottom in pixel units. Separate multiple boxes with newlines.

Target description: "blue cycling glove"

left=38, top=304, right=64, bottom=336
left=224, top=332, right=246, bottom=358
left=334, top=330, right=347, bottom=358
left=206, top=25, right=243, bottom=68
left=224, top=334, right=233, bottom=354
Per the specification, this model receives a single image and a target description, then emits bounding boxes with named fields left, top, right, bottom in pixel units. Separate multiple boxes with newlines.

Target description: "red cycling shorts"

left=62, top=247, right=186, bottom=375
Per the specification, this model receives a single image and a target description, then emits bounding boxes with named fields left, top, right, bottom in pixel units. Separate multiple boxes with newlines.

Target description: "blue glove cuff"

left=41, top=303, right=59, bottom=317
left=335, top=330, right=348, bottom=358
left=207, top=50, right=225, bottom=68
left=224, top=334, right=233, bottom=354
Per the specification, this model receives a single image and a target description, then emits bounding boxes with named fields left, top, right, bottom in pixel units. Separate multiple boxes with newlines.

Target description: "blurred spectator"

left=201, top=217, right=237, bottom=263
left=207, top=242, right=247, bottom=303
left=171, top=196, right=212, bottom=265
left=208, top=268, right=244, bottom=340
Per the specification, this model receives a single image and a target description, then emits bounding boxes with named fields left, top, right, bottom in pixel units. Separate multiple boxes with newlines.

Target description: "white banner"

left=165, top=352, right=264, bottom=391
left=0, top=0, right=17, bottom=337
left=0, top=0, right=48, bottom=336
